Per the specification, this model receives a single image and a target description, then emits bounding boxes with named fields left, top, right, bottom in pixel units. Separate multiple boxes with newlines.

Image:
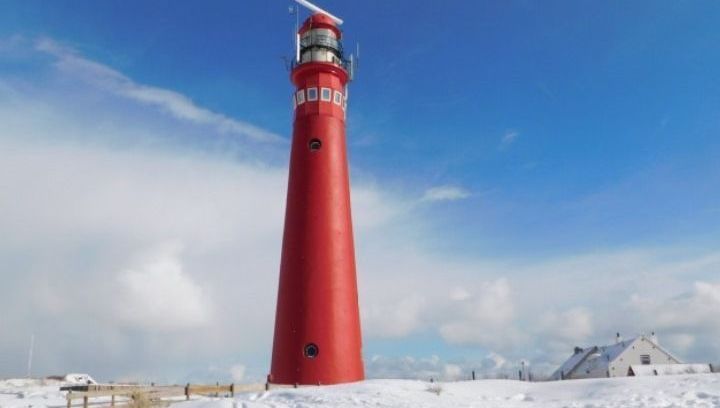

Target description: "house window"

left=307, top=87, right=318, bottom=101
left=640, top=355, right=651, bottom=365
left=333, top=90, right=342, bottom=105
left=321, top=87, right=332, bottom=101
left=296, top=89, right=305, bottom=105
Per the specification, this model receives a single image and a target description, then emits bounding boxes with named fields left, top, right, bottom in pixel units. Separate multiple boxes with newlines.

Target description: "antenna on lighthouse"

left=289, top=4, right=300, bottom=63
left=294, top=0, right=344, bottom=25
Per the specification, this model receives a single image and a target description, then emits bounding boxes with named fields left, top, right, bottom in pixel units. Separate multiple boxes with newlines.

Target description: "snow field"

left=2, top=374, right=719, bottom=408
left=179, top=374, right=720, bottom=408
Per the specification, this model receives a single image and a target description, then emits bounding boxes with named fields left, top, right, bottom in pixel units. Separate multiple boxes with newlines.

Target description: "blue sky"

left=1, top=1, right=719, bottom=382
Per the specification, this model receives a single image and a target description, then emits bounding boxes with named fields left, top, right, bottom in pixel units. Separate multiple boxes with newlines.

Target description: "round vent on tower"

left=304, top=343, right=319, bottom=359
left=308, top=138, right=322, bottom=152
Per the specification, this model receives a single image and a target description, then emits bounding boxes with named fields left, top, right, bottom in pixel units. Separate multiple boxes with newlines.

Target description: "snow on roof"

left=552, top=335, right=685, bottom=380
left=63, top=374, right=97, bottom=385
left=551, top=347, right=597, bottom=379
left=629, top=364, right=712, bottom=376
left=552, top=336, right=650, bottom=379
left=595, top=338, right=635, bottom=362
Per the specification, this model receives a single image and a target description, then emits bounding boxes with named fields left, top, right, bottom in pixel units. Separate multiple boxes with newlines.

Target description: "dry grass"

left=127, top=391, right=152, bottom=408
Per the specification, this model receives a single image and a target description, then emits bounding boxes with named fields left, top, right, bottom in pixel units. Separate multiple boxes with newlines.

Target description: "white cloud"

left=499, top=130, right=519, bottom=150
left=365, top=353, right=515, bottom=380
left=362, top=295, right=426, bottom=338
left=539, top=307, right=593, bottom=342
left=115, top=243, right=211, bottom=331
left=421, top=185, right=470, bottom=202
left=629, top=281, right=720, bottom=355
left=34, top=38, right=283, bottom=143
left=443, top=364, right=463, bottom=380
left=229, top=365, right=246, bottom=382
left=438, top=279, right=520, bottom=348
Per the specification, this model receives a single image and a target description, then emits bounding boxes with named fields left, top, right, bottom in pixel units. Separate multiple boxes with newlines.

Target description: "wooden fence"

left=62, top=383, right=288, bottom=407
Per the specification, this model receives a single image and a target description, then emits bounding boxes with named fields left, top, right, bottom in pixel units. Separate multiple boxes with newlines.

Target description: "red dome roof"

left=299, top=13, right=341, bottom=38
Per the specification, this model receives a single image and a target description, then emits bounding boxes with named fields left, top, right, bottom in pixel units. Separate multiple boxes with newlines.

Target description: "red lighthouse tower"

left=270, top=3, right=364, bottom=385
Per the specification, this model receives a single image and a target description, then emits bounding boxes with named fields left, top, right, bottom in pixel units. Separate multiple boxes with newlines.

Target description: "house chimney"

left=574, top=346, right=583, bottom=355
left=616, top=332, right=622, bottom=344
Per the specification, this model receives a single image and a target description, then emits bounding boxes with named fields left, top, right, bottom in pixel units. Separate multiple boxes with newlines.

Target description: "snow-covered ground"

left=182, top=375, right=720, bottom=408
left=3, top=374, right=720, bottom=408
left=0, top=378, right=69, bottom=408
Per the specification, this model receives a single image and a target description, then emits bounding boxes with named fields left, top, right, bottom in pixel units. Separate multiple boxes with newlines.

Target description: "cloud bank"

left=1, top=37, right=718, bottom=382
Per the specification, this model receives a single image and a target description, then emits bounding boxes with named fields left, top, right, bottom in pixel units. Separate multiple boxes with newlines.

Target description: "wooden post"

left=471, top=370, right=476, bottom=380
left=66, top=392, right=72, bottom=408
left=216, top=381, right=220, bottom=398
left=265, top=382, right=269, bottom=391
left=83, top=395, right=88, bottom=408
left=185, top=383, right=190, bottom=400
left=111, top=394, right=115, bottom=407
left=230, top=383, right=235, bottom=397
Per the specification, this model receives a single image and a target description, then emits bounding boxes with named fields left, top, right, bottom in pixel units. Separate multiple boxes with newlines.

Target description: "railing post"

left=230, top=383, right=235, bottom=397
left=66, top=391, right=72, bottom=408
left=111, top=394, right=115, bottom=406
left=82, top=395, right=88, bottom=408
left=185, top=383, right=190, bottom=400
left=265, top=382, right=269, bottom=391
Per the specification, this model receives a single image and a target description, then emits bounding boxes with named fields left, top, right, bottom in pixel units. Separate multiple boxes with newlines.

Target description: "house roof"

left=552, top=335, right=680, bottom=379
left=551, top=346, right=597, bottom=379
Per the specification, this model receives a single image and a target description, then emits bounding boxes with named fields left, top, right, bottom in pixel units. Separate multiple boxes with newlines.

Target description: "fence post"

left=185, top=383, right=190, bottom=400
left=265, top=382, right=269, bottom=391
left=83, top=395, right=88, bottom=408
left=66, top=391, right=72, bottom=408
left=230, top=383, right=235, bottom=397
left=471, top=370, right=476, bottom=380
left=111, top=394, right=115, bottom=407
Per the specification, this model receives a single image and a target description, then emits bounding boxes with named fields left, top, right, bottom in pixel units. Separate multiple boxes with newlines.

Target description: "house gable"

left=608, top=336, right=681, bottom=377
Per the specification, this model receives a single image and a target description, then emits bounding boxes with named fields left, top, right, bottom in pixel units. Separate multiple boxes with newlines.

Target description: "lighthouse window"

left=333, top=91, right=342, bottom=105
left=296, top=90, right=305, bottom=105
left=304, top=343, right=319, bottom=359
left=308, top=138, right=322, bottom=152
left=292, top=94, right=296, bottom=110
left=307, top=87, right=318, bottom=101
left=320, top=87, right=332, bottom=102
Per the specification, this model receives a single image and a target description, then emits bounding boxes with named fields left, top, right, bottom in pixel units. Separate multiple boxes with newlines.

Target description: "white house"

left=551, top=334, right=687, bottom=380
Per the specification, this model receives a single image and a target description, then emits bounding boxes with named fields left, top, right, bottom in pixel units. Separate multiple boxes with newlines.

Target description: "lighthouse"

left=269, top=2, right=364, bottom=385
